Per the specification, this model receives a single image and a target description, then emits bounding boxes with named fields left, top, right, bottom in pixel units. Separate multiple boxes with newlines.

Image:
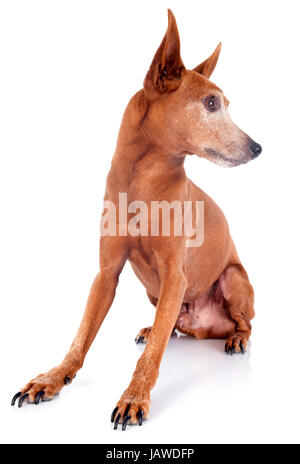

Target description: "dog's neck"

left=105, top=90, right=187, bottom=201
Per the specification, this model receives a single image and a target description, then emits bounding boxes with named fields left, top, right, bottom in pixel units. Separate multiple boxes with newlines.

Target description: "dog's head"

left=143, top=10, right=262, bottom=167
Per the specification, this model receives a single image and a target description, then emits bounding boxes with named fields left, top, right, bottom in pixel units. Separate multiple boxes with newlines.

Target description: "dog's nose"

left=250, top=141, right=262, bottom=158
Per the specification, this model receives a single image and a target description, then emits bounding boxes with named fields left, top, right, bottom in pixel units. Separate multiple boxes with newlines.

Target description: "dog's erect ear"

left=193, top=43, right=222, bottom=79
left=144, top=9, right=185, bottom=96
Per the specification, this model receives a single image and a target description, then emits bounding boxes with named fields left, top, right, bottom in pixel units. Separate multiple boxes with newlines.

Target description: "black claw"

left=137, top=409, right=144, bottom=426
left=18, top=393, right=29, bottom=408
left=11, top=392, right=21, bottom=406
left=111, top=407, right=118, bottom=423
left=225, top=343, right=229, bottom=353
left=136, top=336, right=143, bottom=344
left=73, top=374, right=77, bottom=379
left=114, top=413, right=121, bottom=430
left=240, top=344, right=245, bottom=355
left=34, top=390, right=45, bottom=405
left=64, top=376, right=71, bottom=385
left=122, top=415, right=131, bottom=431
left=124, top=404, right=131, bottom=416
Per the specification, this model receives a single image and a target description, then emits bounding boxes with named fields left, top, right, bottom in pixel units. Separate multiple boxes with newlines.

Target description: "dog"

left=12, top=10, right=262, bottom=430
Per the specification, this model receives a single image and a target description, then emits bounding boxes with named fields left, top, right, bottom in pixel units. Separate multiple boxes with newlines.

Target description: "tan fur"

left=13, top=10, right=261, bottom=428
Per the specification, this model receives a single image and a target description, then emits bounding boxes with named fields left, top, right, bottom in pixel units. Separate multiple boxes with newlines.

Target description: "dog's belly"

left=176, top=283, right=236, bottom=339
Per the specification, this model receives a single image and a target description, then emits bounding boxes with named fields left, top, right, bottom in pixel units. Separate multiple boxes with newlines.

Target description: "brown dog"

left=12, top=10, right=261, bottom=430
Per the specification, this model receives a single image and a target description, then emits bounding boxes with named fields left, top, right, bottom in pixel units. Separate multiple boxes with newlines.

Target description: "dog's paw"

left=135, top=327, right=176, bottom=344
left=135, top=326, right=152, bottom=344
left=225, top=335, right=247, bottom=355
left=111, top=389, right=150, bottom=430
left=11, top=366, right=77, bottom=408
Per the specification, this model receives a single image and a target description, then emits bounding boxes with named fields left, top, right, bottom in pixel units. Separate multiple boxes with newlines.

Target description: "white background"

left=1, top=0, right=300, bottom=445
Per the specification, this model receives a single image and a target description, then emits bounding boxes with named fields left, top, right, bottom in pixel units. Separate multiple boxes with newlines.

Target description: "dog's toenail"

left=137, top=410, right=144, bottom=426
left=124, top=404, right=131, bottom=416
left=11, top=392, right=22, bottom=406
left=114, top=413, right=121, bottom=430
left=35, top=390, right=45, bottom=405
left=122, top=415, right=131, bottom=431
left=18, top=393, right=29, bottom=408
left=111, top=407, right=118, bottom=423
left=64, top=376, right=71, bottom=385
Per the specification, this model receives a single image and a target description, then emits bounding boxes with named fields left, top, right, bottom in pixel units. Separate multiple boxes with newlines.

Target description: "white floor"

left=3, top=262, right=300, bottom=444
left=1, top=0, right=300, bottom=444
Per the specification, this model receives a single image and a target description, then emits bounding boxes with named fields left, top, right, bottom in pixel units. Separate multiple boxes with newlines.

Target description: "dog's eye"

left=204, top=95, right=219, bottom=112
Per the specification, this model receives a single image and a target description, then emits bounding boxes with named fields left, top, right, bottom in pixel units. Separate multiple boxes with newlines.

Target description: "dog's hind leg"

left=219, top=263, right=255, bottom=355
left=12, top=237, right=127, bottom=407
left=135, top=326, right=152, bottom=344
left=135, top=325, right=177, bottom=345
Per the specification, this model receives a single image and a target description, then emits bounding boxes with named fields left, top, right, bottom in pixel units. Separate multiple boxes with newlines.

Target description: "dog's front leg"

left=112, top=265, right=187, bottom=429
left=12, top=238, right=127, bottom=407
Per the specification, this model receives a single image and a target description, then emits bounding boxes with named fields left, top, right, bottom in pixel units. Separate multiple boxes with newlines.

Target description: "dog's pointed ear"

left=193, top=43, right=222, bottom=79
left=144, top=9, right=185, bottom=97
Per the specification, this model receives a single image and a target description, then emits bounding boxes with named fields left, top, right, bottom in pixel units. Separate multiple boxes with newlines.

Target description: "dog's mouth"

left=205, top=148, right=249, bottom=167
